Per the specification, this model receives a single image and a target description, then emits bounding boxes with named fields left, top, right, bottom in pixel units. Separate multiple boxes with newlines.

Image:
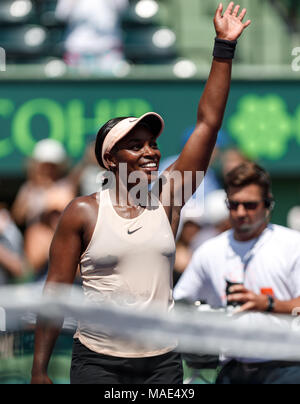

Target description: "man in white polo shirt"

left=174, top=162, right=300, bottom=384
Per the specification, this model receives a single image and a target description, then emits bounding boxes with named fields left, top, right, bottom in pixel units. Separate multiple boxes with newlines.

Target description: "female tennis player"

left=31, top=2, right=251, bottom=384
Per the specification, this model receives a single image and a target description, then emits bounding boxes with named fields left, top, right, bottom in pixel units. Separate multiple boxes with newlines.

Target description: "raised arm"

left=168, top=3, right=251, bottom=199
left=31, top=199, right=85, bottom=384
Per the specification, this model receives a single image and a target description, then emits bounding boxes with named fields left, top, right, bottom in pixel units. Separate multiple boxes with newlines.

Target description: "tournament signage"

left=0, top=97, right=151, bottom=160
left=0, top=80, right=299, bottom=175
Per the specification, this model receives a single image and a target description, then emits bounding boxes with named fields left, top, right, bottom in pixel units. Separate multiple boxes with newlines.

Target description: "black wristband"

left=266, top=295, right=275, bottom=313
left=213, top=37, right=237, bottom=59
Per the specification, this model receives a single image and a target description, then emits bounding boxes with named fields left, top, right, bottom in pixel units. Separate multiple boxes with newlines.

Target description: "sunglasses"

left=226, top=199, right=263, bottom=211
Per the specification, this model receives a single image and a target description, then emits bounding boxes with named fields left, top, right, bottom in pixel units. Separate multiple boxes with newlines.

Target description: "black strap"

left=213, top=38, right=237, bottom=59
left=266, top=295, right=275, bottom=312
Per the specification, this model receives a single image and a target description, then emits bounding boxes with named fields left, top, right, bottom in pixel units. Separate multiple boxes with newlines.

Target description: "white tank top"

left=74, top=188, right=177, bottom=357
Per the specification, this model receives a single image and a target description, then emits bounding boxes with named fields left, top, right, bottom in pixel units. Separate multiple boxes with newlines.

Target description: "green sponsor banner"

left=0, top=80, right=300, bottom=175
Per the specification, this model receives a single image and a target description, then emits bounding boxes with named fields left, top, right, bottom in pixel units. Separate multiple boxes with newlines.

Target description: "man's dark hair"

left=224, top=162, right=272, bottom=201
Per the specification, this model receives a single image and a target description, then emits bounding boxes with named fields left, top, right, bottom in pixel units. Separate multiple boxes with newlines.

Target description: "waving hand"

left=214, top=2, right=251, bottom=41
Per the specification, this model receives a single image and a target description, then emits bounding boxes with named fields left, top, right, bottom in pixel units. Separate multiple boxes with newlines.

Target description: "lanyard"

left=241, top=236, right=262, bottom=275
left=227, top=226, right=273, bottom=284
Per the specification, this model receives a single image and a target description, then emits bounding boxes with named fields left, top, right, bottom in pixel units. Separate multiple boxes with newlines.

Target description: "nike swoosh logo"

left=128, top=227, right=142, bottom=235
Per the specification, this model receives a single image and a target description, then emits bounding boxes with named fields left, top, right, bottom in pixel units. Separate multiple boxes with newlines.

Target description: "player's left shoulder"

left=270, top=223, right=300, bottom=247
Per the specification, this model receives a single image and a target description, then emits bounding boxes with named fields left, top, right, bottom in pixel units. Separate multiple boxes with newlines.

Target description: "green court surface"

left=0, top=331, right=73, bottom=384
left=183, top=363, right=219, bottom=385
left=0, top=331, right=217, bottom=384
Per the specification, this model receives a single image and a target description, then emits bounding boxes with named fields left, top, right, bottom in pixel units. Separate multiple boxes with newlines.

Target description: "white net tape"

left=1, top=283, right=300, bottom=362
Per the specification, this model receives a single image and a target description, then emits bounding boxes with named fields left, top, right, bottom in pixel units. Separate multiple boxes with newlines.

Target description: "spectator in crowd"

left=174, top=189, right=230, bottom=286
left=174, top=162, right=300, bottom=384
left=191, top=189, right=231, bottom=251
left=11, top=139, right=76, bottom=229
left=0, top=202, right=24, bottom=285
left=220, top=147, right=249, bottom=179
left=55, top=0, right=128, bottom=73
left=24, top=188, right=75, bottom=282
left=173, top=212, right=203, bottom=286
left=287, top=206, right=300, bottom=232
left=70, top=142, right=105, bottom=196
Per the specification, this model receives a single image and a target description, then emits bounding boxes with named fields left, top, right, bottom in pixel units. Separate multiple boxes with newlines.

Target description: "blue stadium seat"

left=0, top=0, right=37, bottom=25
left=122, top=26, right=177, bottom=64
left=121, top=1, right=177, bottom=64
left=0, top=24, right=50, bottom=57
left=121, top=1, right=161, bottom=29
left=35, top=0, right=65, bottom=28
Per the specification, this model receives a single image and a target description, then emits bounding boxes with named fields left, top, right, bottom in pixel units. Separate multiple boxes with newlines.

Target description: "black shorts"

left=70, top=339, right=183, bottom=384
